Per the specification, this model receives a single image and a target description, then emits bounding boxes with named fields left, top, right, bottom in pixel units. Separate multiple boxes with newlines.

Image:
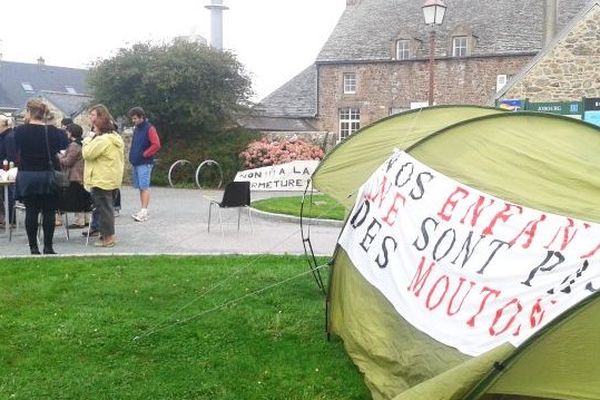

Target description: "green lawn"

left=0, top=255, right=369, bottom=400
left=252, top=194, right=346, bottom=221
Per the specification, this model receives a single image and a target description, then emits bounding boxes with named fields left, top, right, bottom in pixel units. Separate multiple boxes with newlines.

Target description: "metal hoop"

left=168, top=159, right=193, bottom=188
left=195, top=160, right=223, bottom=189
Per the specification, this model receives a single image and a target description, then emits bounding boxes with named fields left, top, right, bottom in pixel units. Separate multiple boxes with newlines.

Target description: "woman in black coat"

left=14, top=99, right=63, bottom=254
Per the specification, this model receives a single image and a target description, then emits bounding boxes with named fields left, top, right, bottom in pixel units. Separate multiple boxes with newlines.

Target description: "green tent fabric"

left=312, top=106, right=505, bottom=209
left=315, top=107, right=600, bottom=400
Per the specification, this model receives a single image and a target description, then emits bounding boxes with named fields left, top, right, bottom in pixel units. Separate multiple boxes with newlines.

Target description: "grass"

left=252, top=194, right=346, bottom=221
left=0, top=255, right=369, bottom=400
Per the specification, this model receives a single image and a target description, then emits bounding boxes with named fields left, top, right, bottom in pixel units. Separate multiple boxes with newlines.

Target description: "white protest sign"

left=234, top=160, right=319, bottom=191
left=338, top=150, right=600, bottom=356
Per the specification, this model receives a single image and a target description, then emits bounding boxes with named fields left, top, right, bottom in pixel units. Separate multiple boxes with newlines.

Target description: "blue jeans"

left=132, top=164, right=153, bottom=190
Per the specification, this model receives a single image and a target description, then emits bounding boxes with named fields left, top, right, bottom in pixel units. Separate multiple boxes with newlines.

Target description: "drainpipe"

left=544, top=0, right=557, bottom=46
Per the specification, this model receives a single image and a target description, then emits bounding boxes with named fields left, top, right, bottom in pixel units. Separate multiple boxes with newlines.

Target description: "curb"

left=249, top=207, right=344, bottom=228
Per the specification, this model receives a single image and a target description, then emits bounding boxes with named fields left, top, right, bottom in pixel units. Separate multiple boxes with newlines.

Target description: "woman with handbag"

left=14, top=99, right=63, bottom=254
left=58, top=123, right=89, bottom=228
left=82, top=104, right=124, bottom=248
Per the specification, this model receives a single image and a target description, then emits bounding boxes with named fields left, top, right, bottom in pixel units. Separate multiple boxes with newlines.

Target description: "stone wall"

left=317, top=54, right=532, bottom=132
left=504, top=5, right=600, bottom=102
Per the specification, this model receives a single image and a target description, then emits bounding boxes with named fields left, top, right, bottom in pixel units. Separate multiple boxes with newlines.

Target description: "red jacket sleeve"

left=143, top=126, right=161, bottom=158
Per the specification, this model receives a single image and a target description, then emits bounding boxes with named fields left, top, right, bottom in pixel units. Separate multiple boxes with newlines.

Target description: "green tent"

left=312, top=106, right=600, bottom=400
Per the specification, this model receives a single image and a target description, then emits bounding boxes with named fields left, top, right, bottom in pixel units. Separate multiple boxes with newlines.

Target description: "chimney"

left=543, top=0, right=557, bottom=46
left=37, top=56, right=45, bottom=65
left=205, top=0, right=229, bottom=50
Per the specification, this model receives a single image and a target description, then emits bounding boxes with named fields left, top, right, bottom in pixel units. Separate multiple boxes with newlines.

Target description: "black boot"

left=30, top=246, right=41, bottom=255
left=43, top=246, right=57, bottom=255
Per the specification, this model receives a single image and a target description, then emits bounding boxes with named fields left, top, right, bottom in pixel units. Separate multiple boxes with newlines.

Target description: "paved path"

left=0, top=187, right=342, bottom=257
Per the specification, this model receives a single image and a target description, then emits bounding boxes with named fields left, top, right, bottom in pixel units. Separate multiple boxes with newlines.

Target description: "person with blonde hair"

left=0, top=114, right=16, bottom=228
left=82, top=104, right=124, bottom=248
left=14, top=99, right=63, bottom=254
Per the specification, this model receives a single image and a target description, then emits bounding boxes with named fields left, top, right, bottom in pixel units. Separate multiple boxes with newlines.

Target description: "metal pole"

left=428, top=28, right=435, bottom=106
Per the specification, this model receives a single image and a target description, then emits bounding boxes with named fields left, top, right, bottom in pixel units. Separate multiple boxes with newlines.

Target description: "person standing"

left=0, top=115, right=17, bottom=228
left=58, top=123, right=88, bottom=228
left=14, top=99, right=62, bottom=255
left=128, top=107, right=160, bottom=222
left=82, top=105, right=124, bottom=248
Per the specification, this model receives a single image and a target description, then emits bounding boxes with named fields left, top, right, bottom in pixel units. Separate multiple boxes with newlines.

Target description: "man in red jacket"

left=128, top=107, right=161, bottom=222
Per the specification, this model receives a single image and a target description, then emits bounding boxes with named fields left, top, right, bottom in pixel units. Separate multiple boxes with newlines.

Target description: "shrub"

left=152, top=128, right=260, bottom=188
left=239, top=137, right=324, bottom=169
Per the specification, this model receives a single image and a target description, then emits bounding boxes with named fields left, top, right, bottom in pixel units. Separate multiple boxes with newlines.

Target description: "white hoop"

left=168, top=159, right=192, bottom=187
left=195, top=160, right=223, bottom=189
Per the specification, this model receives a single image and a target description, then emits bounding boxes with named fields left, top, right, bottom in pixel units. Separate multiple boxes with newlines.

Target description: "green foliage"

left=153, top=127, right=260, bottom=187
left=0, top=255, right=369, bottom=400
left=87, top=40, right=253, bottom=142
left=252, top=194, right=346, bottom=221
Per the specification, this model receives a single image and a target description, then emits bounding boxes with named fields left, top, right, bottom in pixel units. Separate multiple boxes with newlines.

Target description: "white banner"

left=234, top=160, right=319, bottom=191
left=338, top=150, right=600, bottom=356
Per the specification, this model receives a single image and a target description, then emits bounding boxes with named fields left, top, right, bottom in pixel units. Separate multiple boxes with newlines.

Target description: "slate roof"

left=38, top=90, right=94, bottom=117
left=0, top=60, right=89, bottom=111
left=256, top=65, right=317, bottom=118
left=317, top=0, right=590, bottom=62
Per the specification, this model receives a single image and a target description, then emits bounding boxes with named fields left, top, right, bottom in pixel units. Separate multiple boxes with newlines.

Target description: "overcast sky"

left=0, top=1, right=345, bottom=101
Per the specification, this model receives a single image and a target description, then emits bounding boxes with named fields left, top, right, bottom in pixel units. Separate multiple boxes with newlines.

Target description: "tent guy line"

left=132, top=263, right=329, bottom=341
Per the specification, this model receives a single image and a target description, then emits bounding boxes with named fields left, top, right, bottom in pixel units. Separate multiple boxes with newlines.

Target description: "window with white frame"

left=339, top=108, right=360, bottom=141
left=65, top=86, right=77, bottom=94
left=396, top=39, right=410, bottom=60
left=496, top=75, right=508, bottom=92
left=343, top=73, right=356, bottom=94
left=21, top=82, right=34, bottom=92
left=452, top=36, right=468, bottom=57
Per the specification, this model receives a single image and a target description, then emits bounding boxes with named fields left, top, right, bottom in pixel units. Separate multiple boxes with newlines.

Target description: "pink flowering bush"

left=239, top=137, right=324, bottom=169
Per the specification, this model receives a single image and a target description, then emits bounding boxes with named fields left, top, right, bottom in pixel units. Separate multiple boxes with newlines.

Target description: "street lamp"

left=422, top=0, right=447, bottom=106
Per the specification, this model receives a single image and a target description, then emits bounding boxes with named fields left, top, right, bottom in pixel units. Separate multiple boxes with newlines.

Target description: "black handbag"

left=44, top=125, right=70, bottom=192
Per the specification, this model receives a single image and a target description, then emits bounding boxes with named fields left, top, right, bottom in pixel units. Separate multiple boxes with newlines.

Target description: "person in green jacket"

left=82, top=104, right=124, bottom=248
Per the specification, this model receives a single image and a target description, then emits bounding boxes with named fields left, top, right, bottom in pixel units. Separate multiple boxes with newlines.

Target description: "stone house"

left=494, top=0, right=600, bottom=103
left=248, top=0, right=592, bottom=147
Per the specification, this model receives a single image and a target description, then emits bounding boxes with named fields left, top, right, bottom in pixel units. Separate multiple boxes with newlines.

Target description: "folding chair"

left=8, top=202, right=26, bottom=242
left=207, top=181, right=253, bottom=234
left=56, top=183, right=94, bottom=244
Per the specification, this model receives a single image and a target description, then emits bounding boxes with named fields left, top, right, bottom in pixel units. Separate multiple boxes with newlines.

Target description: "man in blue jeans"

left=128, top=107, right=161, bottom=222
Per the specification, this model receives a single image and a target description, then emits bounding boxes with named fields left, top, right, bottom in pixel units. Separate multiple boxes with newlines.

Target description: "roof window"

left=21, top=82, right=34, bottom=92
left=65, top=86, right=77, bottom=94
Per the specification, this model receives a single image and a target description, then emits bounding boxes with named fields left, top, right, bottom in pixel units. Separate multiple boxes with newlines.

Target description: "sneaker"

left=132, top=210, right=149, bottom=222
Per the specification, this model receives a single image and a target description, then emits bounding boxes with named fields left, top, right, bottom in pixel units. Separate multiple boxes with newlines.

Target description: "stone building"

left=495, top=0, right=600, bottom=103
left=249, top=0, right=592, bottom=146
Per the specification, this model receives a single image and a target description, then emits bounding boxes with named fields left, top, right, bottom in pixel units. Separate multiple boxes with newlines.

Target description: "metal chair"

left=207, top=181, right=253, bottom=234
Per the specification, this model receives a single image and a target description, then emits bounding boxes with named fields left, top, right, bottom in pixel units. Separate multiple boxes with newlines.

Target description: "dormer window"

left=343, top=73, right=356, bottom=94
left=21, top=82, right=34, bottom=92
left=65, top=86, right=77, bottom=94
left=452, top=36, right=468, bottom=57
left=396, top=40, right=410, bottom=60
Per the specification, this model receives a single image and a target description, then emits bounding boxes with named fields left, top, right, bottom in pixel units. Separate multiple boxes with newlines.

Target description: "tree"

left=87, top=40, right=253, bottom=140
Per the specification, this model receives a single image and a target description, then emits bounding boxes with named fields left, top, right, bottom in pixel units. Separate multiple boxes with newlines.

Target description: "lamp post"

left=422, top=0, right=447, bottom=106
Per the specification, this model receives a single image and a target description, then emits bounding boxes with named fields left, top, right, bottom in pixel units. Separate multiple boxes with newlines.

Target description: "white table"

left=0, top=179, right=15, bottom=235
